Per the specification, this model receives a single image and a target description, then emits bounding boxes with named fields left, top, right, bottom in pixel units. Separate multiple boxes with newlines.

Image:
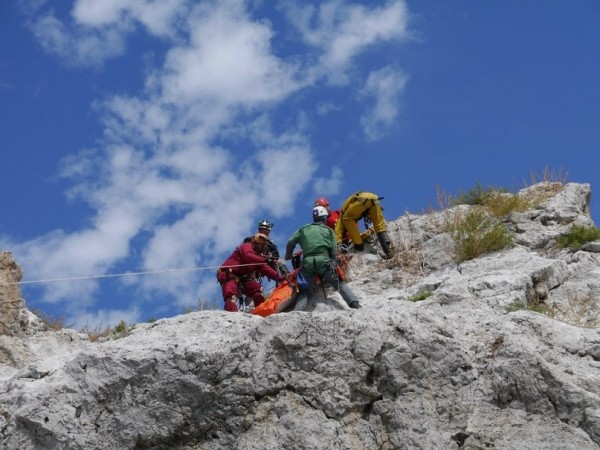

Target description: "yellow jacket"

left=334, top=191, right=387, bottom=245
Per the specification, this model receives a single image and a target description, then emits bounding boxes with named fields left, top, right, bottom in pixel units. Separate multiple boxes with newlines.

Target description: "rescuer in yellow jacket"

left=334, top=191, right=394, bottom=258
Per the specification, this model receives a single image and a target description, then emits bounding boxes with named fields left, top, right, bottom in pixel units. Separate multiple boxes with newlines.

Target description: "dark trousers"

left=296, top=263, right=358, bottom=310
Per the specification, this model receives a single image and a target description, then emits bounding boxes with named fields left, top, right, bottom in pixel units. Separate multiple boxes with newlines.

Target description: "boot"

left=224, top=296, right=239, bottom=312
left=294, top=293, right=309, bottom=311
left=377, top=231, right=394, bottom=259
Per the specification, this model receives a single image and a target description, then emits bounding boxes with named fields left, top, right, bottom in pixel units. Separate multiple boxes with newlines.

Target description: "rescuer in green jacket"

left=285, top=206, right=361, bottom=311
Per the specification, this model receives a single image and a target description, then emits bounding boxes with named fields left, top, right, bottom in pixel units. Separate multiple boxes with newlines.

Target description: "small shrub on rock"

left=446, top=210, right=513, bottom=262
left=112, top=320, right=132, bottom=339
left=482, top=193, right=532, bottom=217
left=450, top=182, right=506, bottom=206
left=449, top=177, right=564, bottom=218
left=409, top=291, right=433, bottom=302
left=557, top=225, right=600, bottom=251
left=80, top=322, right=112, bottom=342
left=505, top=299, right=555, bottom=316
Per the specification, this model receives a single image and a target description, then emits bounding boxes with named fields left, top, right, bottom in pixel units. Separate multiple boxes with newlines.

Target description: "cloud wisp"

left=360, top=66, right=409, bottom=141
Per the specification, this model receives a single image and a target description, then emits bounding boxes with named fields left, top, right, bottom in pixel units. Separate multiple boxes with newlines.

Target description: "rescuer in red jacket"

left=216, top=233, right=285, bottom=312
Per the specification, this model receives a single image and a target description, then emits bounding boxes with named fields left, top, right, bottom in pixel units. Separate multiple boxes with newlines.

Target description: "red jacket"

left=220, top=242, right=280, bottom=280
left=326, top=210, right=350, bottom=242
left=326, top=210, right=340, bottom=230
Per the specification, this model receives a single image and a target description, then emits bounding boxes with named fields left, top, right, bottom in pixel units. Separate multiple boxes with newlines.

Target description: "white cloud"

left=74, top=305, right=142, bottom=330
left=71, top=0, right=129, bottom=27
left=28, top=12, right=129, bottom=67
left=286, top=0, right=410, bottom=82
left=7, top=223, right=134, bottom=306
left=72, top=0, right=186, bottom=37
left=23, top=0, right=187, bottom=67
left=360, top=66, right=408, bottom=141
left=256, top=146, right=317, bottom=215
left=59, top=148, right=102, bottom=181
left=16, top=0, right=48, bottom=17
left=313, top=166, right=344, bottom=198
left=160, top=1, right=303, bottom=107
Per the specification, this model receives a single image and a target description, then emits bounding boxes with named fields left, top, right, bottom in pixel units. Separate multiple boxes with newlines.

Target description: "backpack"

left=296, top=270, right=309, bottom=291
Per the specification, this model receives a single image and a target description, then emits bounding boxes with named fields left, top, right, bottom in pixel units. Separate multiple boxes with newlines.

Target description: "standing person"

left=335, top=191, right=394, bottom=258
left=244, top=219, right=289, bottom=276
left=285, top=206, right=362, bottom=310
left=217, top=233, right=286, bottom=312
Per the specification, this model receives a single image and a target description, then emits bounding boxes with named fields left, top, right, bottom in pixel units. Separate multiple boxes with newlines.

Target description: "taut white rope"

left=0, top=262, right=267, bottom=286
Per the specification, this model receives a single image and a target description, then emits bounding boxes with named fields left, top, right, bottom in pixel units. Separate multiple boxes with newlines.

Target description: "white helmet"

left=312, top=205, right=329, bottom=222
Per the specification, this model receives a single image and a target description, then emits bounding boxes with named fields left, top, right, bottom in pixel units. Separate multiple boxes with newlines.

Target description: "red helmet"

left=314, top=197, right=330, bottom=208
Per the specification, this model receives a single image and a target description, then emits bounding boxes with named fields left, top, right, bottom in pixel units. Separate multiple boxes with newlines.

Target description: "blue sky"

left=1, top=1, right=599, bottom=328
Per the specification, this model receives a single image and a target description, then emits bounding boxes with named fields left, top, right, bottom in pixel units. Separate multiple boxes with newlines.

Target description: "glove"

left=354, top=243, right=364, bottom=252
left=278, top=262, right=290, bottom=275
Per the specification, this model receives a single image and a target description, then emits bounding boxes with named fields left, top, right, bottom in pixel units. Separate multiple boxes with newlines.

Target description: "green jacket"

left=286, top=223, right=337, bottom=274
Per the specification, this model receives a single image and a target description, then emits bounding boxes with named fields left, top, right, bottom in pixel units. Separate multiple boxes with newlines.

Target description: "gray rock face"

left=1, top=182, right=600, bottom=449
left=0, top=252, right=29, bottom=338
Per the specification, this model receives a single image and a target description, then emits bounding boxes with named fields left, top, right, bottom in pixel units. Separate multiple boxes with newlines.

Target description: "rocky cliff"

left=1, top=182, right=600, bottom=449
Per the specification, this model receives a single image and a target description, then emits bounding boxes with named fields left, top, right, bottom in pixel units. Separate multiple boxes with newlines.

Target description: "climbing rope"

left=0, top=262, right=267, bottom=287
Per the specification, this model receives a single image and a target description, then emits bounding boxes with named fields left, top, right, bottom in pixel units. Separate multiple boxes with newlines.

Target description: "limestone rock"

left=1, top=182, right=600, bottom=449
left=0, top=252, right=28, bottom=337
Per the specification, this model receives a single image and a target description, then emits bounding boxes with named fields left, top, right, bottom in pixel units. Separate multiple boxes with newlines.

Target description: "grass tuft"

left=79, top=322, right=112, bottom=342
left=482, top=192, right=532, bottom=217
left=505, top=299, right=554, bottom=316
left=446, top=209, right=513, bottom=262
left=438, top=170, right=568, bottom=216
left=450, top=182, right=506, bottom=207
left=409, top=291, right=433, bottom=302
left=556, top=225, right=600, bottom=251
left=527, top=166, right=569, bottom=185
